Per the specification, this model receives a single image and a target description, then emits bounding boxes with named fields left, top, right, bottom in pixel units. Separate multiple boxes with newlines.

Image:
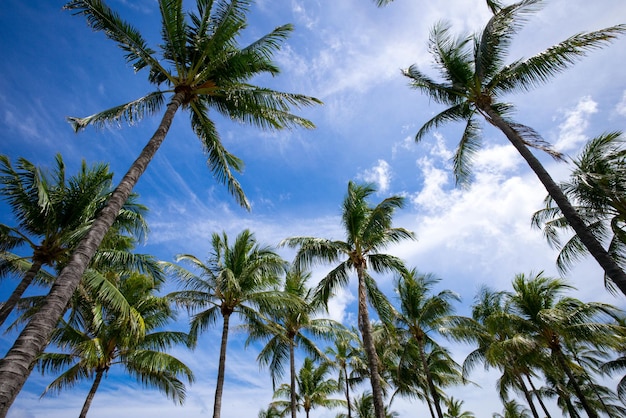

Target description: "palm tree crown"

left=402, top=0, right=626, bottom=293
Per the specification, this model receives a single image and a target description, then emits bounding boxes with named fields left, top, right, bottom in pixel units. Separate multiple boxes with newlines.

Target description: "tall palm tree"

left=282, top=181, right=415, bottom=418
left=402, top=0, right=626, bottom=294
left=393, top=269, right=468, bottom=418
left=0, top=1, right=319, bottom=411
left=0, top=154, right=147, bottom=327
left=325, top=328, right=365, bottom=418
left=508, top=272, right=624, bottom=418
left=444, top=397, right=475, bottom=418
left=272, top=357, right=345, bottom=418
left=36, top=272, right=194, bottom=418
left=247, top=266, right=344, bottom=418
left=166, top=229, right=286, bottom=418
left=531, top=132, right=626, bottom=292
left=492, top=399, right=532, bottom=418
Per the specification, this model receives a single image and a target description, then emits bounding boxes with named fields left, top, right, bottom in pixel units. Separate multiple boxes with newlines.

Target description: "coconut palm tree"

left=393, top=269, right=468, bottom=418
left=337, top=391, right=398, bottom=418
left=36, top=272, right=194, bottom=418
left=402, top=0, right=626, bottom=294
left=0, top=154, right=147, bottom=327
left=444, top=397, right=475, bottom=418
left=508, top=272, right=624, bottom=418
left=326, top=328, right=365, bottom=418
left=282, top=181, right=414, bottom=418
left=247, top=266, right=344, bottom=418
left=492, top=399, right=532, bottom=418
left=0, top=1, right=319, bottom=410
left=166, top=229, right=286, bottom=418
left=531, top=132, right=626, bottom=292
left=272, top=357, right=345, bottom=418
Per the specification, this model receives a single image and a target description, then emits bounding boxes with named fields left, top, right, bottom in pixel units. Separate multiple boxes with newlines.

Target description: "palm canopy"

left=37, top=273, right=194, bottom=417
left=65, top=0, right=321, bottom=207
left=532, top=132, right=626, bottom=288
left=404, top=0, right=625, bottom=184
left=0, top=154, right=148, bottom=326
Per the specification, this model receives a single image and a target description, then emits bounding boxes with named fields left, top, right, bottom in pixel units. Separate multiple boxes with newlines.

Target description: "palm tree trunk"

left=289, top=339, right=297, bottom=418
left=213, top=311, right=231, bottom=418
left=343, top=366, right=352, bottom=418
left=0, top=259, right=43, bottom=327
left=356, top=267, right=385, bottom=418
left=526, top=373, right=552, bottom=418
left=0, top=91, right=186, bottom=418
left=79, top=369, right=104, bottom=418
left=417, top=342, right=444, bottom=418
left=516, top=374, right=540, bottom=418
left=482, top=108, right=626, bottom=295
left=554, top=350, right=598, bottom=418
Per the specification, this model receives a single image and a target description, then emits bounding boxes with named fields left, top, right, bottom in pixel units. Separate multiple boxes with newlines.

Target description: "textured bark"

left=343, top=365, right=352, bottom=418
left=0, top=92, right=185, bottom=418
left=483, top=108, right=626, bottom=296
left=356, top=266, right=385, bottom=418
left=79, top=369, right=104, bottom=418
left=0, top=259, right=43, bottom=327
left=213, top=311, right=231, bottom=418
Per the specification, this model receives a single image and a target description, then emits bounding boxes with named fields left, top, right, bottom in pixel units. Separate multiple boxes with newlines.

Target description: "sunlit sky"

left=2, top=0, right=626, bottom=417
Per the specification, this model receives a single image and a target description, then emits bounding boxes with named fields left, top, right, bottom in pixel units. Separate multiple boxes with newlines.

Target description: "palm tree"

left=36, top=272, right=194, bottom=418
left=0, top=154, right=147, bottom=327
left=272, top=357, right=345, bottom=418
left=282, top=181, right=415, bottom=418
left=444, top=397, right=475, bottom=418
left=247, top=266, right=344, bottom=418
left=492, top=399, right=532, bottom=418
left=508, top=272, right=624, bottom=418
left=0, top=1, right=319, bottom=410
left=457, top=286, right=550, bottom=418
left=531, top=132, right=626, bottom=292
left=166, top=229, right=286, bottom=418
left=337, top=391, right=398, bottom=418
left=393, top=269, right=468, bottom=418
left=326, top=328, right=365, bottom=418
left=402, top=0, right=626, bottom=294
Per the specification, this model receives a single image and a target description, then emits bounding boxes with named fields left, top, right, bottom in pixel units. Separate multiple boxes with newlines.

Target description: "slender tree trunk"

left=356, top=266, right=385, bottom=418
left=516, top=374, right=540, bottom=418
left=483, top=108, right=626, bottom=295
left=526, top=373, right=553, bottom=418
left=289, top=339, right=297, bottom=418
left=0, top=92, right=186, bottom=418
left=79, top=369, right=104, bottom=418
left=417, top=341, right=444, bottom=418
left=343, top=365, right=352, bottom=418
left=213, top=311, right=231, bottom=418
left=0, top=259, right=43, bottom=327
left=555, top=350, right=598, bottom=418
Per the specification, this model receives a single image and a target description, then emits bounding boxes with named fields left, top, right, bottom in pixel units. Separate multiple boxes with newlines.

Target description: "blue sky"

left=2, top=0, right=626, bottom=417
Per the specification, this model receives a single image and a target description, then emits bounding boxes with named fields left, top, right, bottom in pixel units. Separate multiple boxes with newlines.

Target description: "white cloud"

left=358, top=159, right=392, bottom=193
left=615, top=90, right=626, bottom=117
left=554, top=96, right=597, bottom=152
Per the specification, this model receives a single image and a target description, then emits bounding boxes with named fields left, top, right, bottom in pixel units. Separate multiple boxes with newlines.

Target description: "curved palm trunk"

left=79, top=369, right=105, bottom=418
left=554, top=349, right=598, bottom=418
left=289, top=339, right=297, bottom=418
left=526, top=373, right=553, bottom=418
left=417, top=342, right=444, bottom=418
left=0, top=92, right=186, bottom=417
left=515, top=374, right=540, bottom=418
left=483, top=108, right=626, bottom=295
left=356, top=266, right=386, bottom=418
left=0, top=259, right=43, bottom=327
left=213, top=311, right=231, bottom=418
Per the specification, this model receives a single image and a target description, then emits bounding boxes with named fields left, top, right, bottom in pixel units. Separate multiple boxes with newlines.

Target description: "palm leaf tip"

left=66, top=116, right=87, bottom=133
